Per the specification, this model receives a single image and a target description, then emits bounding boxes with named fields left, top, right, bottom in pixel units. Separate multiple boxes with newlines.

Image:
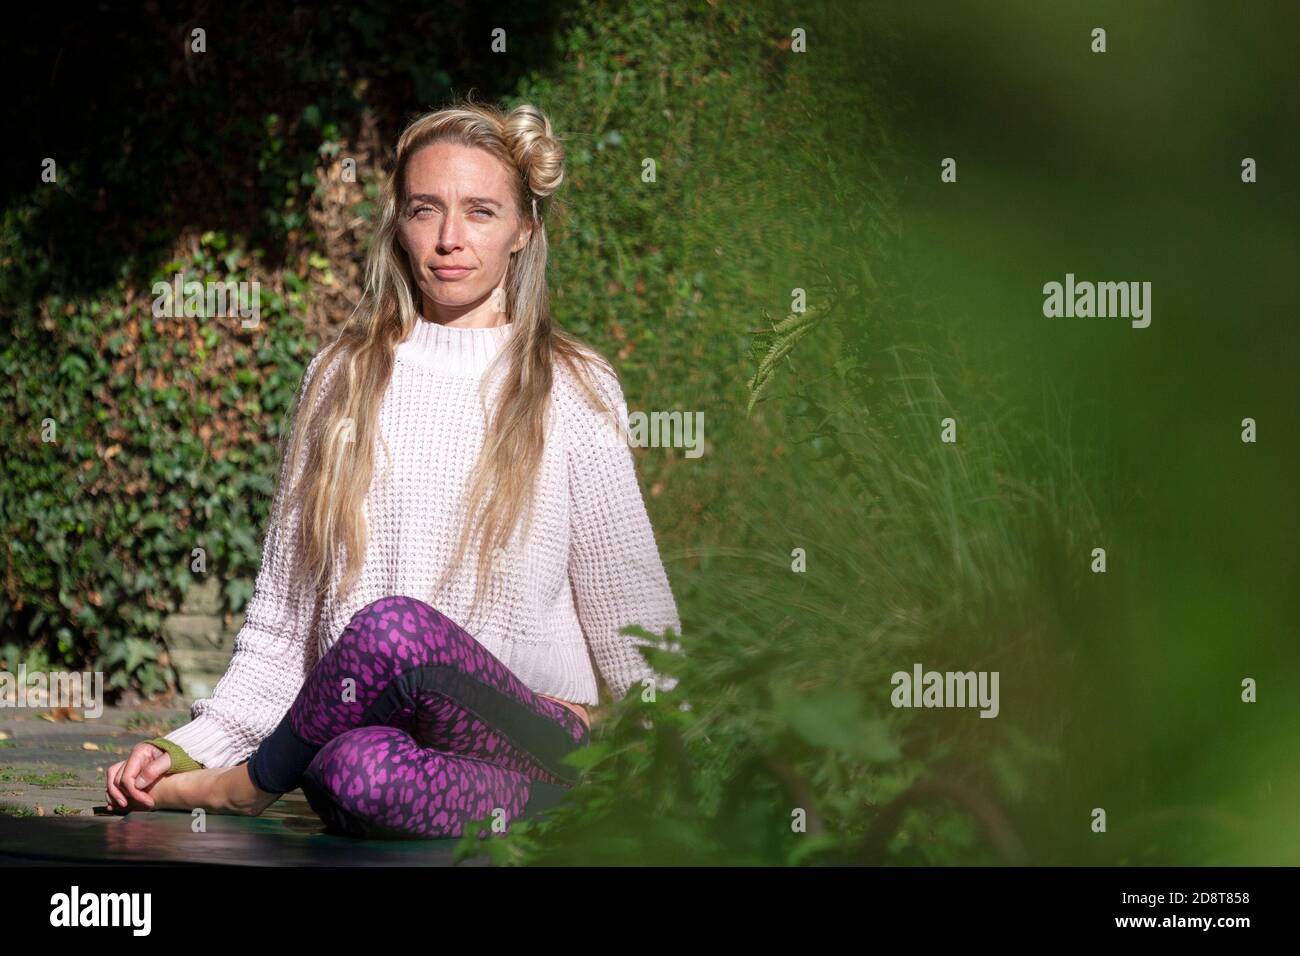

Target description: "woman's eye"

left=411, top=207, right=490, bottom=218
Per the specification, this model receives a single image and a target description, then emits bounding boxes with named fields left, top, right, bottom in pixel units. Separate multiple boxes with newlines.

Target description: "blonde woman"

left=104, top=98, right=681, bottom=838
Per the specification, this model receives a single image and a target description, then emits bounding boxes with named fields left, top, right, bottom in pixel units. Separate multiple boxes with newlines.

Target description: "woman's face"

left=397, top=140, right=532, bottom=325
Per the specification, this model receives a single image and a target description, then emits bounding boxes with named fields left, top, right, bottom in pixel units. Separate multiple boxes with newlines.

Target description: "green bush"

left=0, top=227, right=319, bottom=693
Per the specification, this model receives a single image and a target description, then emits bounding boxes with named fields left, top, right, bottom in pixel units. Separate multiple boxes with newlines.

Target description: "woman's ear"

left=512, top=221, right=533, bottom=255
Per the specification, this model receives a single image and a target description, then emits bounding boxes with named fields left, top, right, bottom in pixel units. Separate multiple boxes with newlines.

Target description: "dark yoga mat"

left=0, top=787, right=579, bottom=866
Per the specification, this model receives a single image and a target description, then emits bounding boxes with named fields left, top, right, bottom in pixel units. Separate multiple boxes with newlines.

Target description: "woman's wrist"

left=148, top=766, right=238, bottom=814
left=147, top=769, right=194, bottom=810
left=140, top=764, right=278, bottom=816
left=144, top=737, right=205, bottom=774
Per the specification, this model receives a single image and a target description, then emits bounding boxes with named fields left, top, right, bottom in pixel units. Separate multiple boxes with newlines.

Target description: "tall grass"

left=473, top=298, right=1109, bottom=864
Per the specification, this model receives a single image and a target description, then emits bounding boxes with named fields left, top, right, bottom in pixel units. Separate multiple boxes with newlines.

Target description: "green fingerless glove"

left=145, top=737, right=206, bottom=774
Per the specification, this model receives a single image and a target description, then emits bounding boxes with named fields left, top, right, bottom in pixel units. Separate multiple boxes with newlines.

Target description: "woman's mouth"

left=433, top=266, right=472, bottom=279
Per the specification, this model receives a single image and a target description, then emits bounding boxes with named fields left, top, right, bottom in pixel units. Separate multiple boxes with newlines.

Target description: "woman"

left=104, top=98, right=681, bottom=839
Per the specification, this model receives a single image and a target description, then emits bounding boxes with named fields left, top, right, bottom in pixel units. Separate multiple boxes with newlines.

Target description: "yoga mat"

left=0, top=790, right=524, bottom=866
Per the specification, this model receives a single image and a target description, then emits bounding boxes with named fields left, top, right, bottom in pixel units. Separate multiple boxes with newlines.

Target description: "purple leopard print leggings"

left=244, top=595, right=590, bottom=840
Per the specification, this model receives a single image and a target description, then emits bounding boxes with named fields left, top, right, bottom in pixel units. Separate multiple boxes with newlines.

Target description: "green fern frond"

left=745, top=302, right=831, bottom=417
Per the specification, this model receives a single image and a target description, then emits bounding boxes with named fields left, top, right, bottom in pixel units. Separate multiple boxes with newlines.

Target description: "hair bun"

left=505, top=104, right=564, bottom=199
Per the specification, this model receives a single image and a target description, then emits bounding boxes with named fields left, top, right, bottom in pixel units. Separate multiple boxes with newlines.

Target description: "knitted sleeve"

left=563, top=358, right=682, bottom=705
left=145, top=736, right=204, bottom=773
left=159, top=350, right=334, bottom=769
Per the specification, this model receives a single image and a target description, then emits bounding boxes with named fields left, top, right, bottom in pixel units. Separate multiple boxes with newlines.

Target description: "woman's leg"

left=299, top=724, right=570, bottom=839
left=244, top=595, right=589, bottom=835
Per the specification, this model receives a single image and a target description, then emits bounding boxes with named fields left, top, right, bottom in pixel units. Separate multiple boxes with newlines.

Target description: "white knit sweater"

left=164, top=319, right=682, bottom=769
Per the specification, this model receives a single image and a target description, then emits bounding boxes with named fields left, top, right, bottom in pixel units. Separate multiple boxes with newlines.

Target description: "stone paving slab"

left=0, top=702, right=191, bottom=818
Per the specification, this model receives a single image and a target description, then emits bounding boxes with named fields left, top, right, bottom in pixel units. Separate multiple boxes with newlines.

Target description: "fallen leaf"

left=41, top=706, right=84, bottom=722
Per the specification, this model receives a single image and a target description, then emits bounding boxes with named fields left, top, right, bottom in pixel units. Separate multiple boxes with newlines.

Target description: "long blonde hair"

left=273, top=96, right=614, bottom=619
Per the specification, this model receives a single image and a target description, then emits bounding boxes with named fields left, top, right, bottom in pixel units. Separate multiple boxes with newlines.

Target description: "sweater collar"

left=396, top=318, right=515, bottom=375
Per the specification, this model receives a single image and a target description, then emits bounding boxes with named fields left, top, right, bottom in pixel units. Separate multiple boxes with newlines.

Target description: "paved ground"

left=0, top=701, right=190, bottom=818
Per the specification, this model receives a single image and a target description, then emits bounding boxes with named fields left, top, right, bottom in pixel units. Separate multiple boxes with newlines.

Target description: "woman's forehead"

left=405, top=142, right=514, bottom=197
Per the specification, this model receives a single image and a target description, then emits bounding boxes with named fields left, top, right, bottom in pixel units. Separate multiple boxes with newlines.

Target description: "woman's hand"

left=115, top=765, right=281, bottom=817
left=106, top=742, right=279, bottom=817
left=105, top=741, right=170, bottom=812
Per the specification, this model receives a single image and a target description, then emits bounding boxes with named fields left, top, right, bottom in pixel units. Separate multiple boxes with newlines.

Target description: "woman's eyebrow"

left=408, top=193, right=503, bottom=208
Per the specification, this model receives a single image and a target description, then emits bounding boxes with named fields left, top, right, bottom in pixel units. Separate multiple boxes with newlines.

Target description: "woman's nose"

left=437, top=216, right=465, bottom=248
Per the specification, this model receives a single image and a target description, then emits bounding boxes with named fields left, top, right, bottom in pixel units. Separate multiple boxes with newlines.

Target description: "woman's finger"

left=105, top=759, right=126, bottom=809
left=121, top=748, right=157, bottom=807
left=129, top=752, right=171, bottom=809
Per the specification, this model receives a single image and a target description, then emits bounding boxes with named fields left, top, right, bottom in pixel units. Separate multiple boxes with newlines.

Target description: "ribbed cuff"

left=162, top=713, right=249, bottom=769
left=146, top=737, right=205, bottom=774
